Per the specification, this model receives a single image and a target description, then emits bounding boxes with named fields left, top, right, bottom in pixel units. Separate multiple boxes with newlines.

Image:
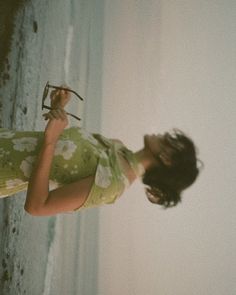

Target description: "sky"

left=97, top=1, right=236, bottom=294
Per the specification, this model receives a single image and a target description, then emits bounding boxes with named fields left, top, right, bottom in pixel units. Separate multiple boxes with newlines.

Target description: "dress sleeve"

left=74, top=149, right=124, bottom=211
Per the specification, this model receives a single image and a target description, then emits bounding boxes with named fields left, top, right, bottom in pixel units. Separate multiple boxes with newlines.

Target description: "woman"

left=0, top=87, right=201, bottom=216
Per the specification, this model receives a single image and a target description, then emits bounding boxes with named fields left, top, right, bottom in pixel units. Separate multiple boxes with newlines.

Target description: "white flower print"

left=0, top=148, right=11, bottom=161
left=69, top=164, right=78, bottom=175
left=20, top=156, right=36, bottom=178
left=99, top=150, right=108, bottom=160
left=95, top=164, right=112, bottom=188
left=70, top=170, right=78, bottom=175
left=0, top=147, right=5, bottom=157
left=79, top=129, right=98, bottom=146
left=6, top=178, right=26, bottom=190
left=49, top=180, right=60, bottom=190
left=55, top=140, right=77, bottom=160
left=0, top=131, right=15, bottom=139
left=12, top=137, right=38, bottom=152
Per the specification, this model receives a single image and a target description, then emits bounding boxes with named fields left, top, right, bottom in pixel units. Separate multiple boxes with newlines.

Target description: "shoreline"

left=0, top=1, right=26, bottom=85
left=0, top=1, right=103, bottom=294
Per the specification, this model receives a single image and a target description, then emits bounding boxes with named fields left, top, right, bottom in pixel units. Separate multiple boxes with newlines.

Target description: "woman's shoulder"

left=110, top=138, right=124, bottom=145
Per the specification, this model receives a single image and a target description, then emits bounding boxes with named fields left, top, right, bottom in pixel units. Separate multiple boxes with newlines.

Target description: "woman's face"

left=144, top=132, right=178, bottom=166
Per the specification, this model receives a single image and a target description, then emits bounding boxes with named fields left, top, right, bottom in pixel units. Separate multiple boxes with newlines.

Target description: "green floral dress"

left=0, top=127, right=144, bottom=211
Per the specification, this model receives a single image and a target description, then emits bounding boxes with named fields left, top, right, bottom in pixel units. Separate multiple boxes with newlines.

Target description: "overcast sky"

left=97, top=1, right=236, bottom=294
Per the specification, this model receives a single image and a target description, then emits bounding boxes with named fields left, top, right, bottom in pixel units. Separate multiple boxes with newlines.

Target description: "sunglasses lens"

left=42, top=83, right=50, bottom=110
left=43, top=85, right=49, bottom=101
left=165, top=132, right=185, bottom=152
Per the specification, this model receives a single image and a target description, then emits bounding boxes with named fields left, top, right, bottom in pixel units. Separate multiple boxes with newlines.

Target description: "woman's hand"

left=43, top=108, right=68, bottom=144
left=50, top=85, right=71, bottom=109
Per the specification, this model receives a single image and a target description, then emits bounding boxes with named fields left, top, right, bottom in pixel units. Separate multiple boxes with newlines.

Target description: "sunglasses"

left=163, top=130, right=185, bottom=152
left=153, top=130, right=186, bottom=166
left=41, top=81, right=84, bottom=121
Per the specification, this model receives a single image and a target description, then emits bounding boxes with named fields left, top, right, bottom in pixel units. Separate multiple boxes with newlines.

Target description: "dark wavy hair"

left=142, top=129, right=203, bottom=208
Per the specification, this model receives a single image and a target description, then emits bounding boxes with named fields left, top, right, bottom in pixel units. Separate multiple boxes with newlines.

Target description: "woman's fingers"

left=42, top=113, right=49, bottom=120
left=60, top=84, right=70, bottom=90
left=50, top=89, right=60, bottom=100
left=51, top=109, right=62, bottom=119
left=49, top=87, right=71, bottom=108
left=55, top=108, right=67, bottom=120
left=44, top=112, right=54, bottom=120
left=43, top=109, right=67, bottom=121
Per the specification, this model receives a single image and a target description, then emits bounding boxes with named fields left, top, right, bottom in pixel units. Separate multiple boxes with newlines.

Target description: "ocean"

left=2, top=1, right=236, bottom=295
left=0, top=0, right=104, bottom=294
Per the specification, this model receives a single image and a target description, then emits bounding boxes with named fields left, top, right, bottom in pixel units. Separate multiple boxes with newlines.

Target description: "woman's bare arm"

left=24, top=141, right=57, bottom=214
left=25, top=132, right=95, bottom=216
left=37, top=175, right=94, bottom=216
left=24, top=87, right=93, bottom=216
left=25, top=173, right=94, bottom=216
left=25, top=138, right=94, bottom=216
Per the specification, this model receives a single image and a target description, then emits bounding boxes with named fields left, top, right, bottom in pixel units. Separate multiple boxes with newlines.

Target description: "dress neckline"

left=118, top=147, right=145, bottom=178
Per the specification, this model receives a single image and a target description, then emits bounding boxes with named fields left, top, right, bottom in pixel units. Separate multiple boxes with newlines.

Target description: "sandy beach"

left=0, top=1, right=103, bottom=294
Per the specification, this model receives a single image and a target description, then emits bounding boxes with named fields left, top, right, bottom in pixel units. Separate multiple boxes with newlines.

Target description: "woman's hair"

left=142, top=129, right=203, bottom=208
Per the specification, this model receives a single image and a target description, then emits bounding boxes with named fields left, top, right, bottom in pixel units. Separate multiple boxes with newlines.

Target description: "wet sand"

left=0, top=1, right=25, bottom=81
left=0, top=1, right=103, bottom=294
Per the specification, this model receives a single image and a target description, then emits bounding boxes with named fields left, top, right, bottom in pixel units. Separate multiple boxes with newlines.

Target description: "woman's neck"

left=134, top=147, right=155, bottom=171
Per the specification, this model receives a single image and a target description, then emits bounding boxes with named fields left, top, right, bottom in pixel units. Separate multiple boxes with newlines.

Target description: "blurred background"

left=99, top=1, right=236, bottom=295
left=0, top=1, right=235, bottom=295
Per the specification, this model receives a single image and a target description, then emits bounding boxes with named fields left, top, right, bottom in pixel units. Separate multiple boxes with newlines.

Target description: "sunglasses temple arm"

left=42, top=105, right=81, bottom=121
left=42, top=105, right=52, bottom=111
left=69, top=90, right=84, bottom=101
left=66, top=111, right=81, bottom=121
left=48, top=85, right=84, bottom=101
